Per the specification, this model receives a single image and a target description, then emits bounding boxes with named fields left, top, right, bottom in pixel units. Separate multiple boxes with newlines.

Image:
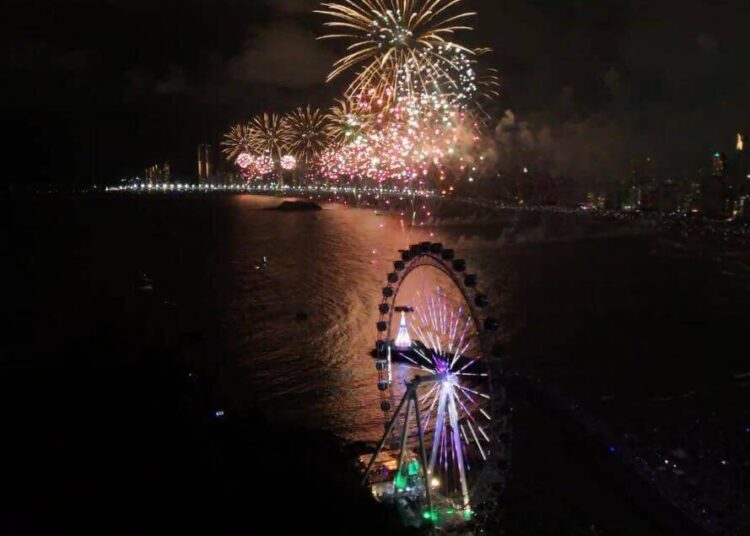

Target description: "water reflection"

left=145, top=193, right=748, bottom=453
left=224, top=195, right=436, bottom=442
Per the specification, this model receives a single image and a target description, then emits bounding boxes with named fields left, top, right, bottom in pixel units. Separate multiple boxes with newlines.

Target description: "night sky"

left=2, top=0, right=748, bottom=187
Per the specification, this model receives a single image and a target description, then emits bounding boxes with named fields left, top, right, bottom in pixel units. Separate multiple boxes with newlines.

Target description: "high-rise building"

left=197, top=145, right=203, bottom=180
left=701, top=152, right=725, bottom=218
left=145, top=162, right=171, bottom=183
left=736, top=133, right=746, bottom=183
left=145, top=164, right=158, bottom=183
left=700, top=135, right=750, bottom=219
left=734, top=133, right=750, bottom=220
left=197, top=143, right=213, bottom=183
left=712, top=151, right=727, bottom=177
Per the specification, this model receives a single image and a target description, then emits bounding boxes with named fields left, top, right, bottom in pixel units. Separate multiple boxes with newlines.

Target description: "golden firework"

left=316, top=0, right=476, bottom=102
left=469, top=48, right=500, bottom=115
left=221, top=123, right=254, bottom=161
left=281, top=106, right=330, bottom=163
left=248, top=113, right=290, bottom=161
left=324, top=98, right=374, bottom=145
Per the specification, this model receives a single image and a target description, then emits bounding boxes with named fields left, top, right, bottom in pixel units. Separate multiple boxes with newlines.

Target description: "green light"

left=463, top=509, right=473, bottom=521
left=407, top=459, right=420, bottom=476
left=422, top=509, right=438, bottom=522
left=394, top=471, right=407, bottom=490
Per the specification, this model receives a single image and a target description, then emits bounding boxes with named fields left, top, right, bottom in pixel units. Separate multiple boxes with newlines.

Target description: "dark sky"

left=2, top=0, right=748, bottom=186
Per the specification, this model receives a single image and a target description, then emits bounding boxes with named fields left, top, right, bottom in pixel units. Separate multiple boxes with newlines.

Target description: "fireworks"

left=221, top=124, right=254, bottom=161
left=235, top=152, right=254, bottom=169
left=316, top=0, right=476, bottom=102
left=325, top=98, right=374, bottom=145
left=236, top=153, right=275, bottom=178
left=281, top=154, right=297, bottom=170
left=397, top=44, right=499, bottom=111
left=316, top=87, right=482, bottom=186
left=281, top=106, right=330, bottom=163
left=309, top=0, right=496, bottom=186
left=218, top=0, right=499, bottom=190
left=251, top=155, right=275, bottom=176
left=248, top=113, right=289, bottom=161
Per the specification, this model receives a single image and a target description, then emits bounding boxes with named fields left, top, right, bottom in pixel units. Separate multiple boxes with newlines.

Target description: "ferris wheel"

left=363, top=242, right=511, bottom=530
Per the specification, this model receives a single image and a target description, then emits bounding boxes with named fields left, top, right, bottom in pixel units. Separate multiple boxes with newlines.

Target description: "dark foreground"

left=2, top=304, right=412, bottom=534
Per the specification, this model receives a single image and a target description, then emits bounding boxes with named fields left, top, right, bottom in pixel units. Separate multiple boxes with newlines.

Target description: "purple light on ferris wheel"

left=434, top=357, right=449, bottom=375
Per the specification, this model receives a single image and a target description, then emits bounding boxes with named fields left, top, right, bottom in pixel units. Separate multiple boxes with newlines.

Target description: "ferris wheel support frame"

left=361, top=375, right=438, bottom=521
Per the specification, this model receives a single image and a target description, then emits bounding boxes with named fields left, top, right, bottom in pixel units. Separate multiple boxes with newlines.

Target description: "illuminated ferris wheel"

left=363, top=242, right=511, bottom=530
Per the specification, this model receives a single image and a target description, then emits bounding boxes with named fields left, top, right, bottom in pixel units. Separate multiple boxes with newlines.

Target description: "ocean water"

left=4, top=193, right=748, bottom=534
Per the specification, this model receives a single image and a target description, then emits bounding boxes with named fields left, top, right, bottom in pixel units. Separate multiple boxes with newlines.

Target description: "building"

left=733, top=133, right=750, bottom=220
left=702, top=147, right=746, bottom=219
left=197, top=143, right=213, bottom=183
left=734, top=133, right=746, bottom=184
left=701, top=152, right=728, bottom=218
left=712, top=151, right=727, bottom=178
left=145, top=162, right=171, bottom=183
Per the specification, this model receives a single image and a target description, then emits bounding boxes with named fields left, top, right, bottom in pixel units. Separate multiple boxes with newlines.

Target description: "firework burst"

left=316, top=0, right=476, bottom=103
left=317, top=87, right=483, bottom=186
left=281, top=106, right=330, bottom=163
left=251, top=154, right=275, bottom=176
left=239, top=154, right=275, bottom=179
left=324, top=98, right=374, bottom=145
left=235, top=152, right=254, bottom=170
left=248, top=113, right=290, bottom=161
left=221, top=123, right=254, bottom=161
left=280, top=154, right=297, bottom=170
left=397, top=44, right=499, bottom=112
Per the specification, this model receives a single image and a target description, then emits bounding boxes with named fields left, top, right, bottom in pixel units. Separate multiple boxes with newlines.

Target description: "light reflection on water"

left=223, top=195, right=442, bottom=443
left=29, top=192, right=742, bottom=450
left=215, top=194, right=750, bottom=446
